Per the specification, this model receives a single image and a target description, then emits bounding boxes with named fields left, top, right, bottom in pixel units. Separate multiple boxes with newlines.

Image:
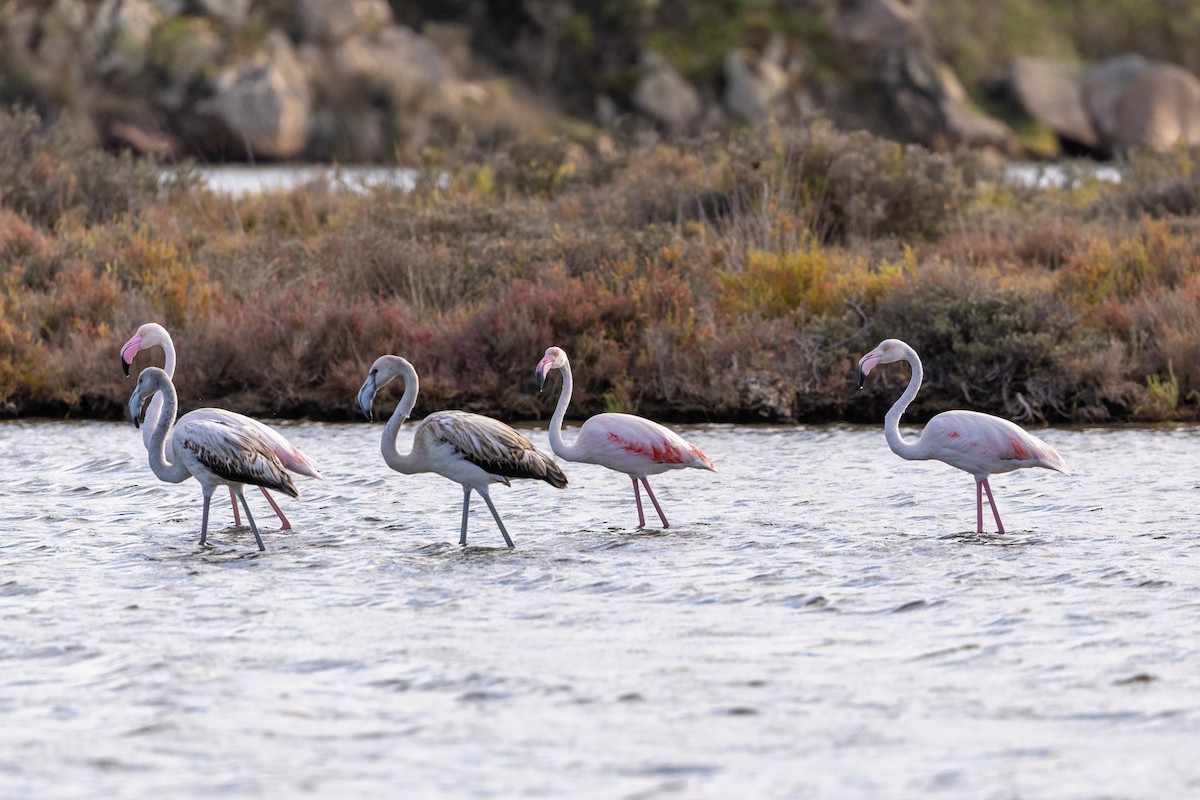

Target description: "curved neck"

left=381, top=360, right=421, bottom=474
left=141, top=338, right=177, bottom=450
left=548, top=360, right=583, bottom=460
left=146, top=374, right=190, bottom=483
left=884, top=348, right=926, bottom=461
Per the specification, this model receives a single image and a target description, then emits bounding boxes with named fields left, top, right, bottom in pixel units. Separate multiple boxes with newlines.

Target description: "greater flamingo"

left=358, top=355, right=567, bottom=548
left=129, top=367, right=301, bottom=551
left=120, top=322, right=320, bottom=529
left=857, top=338, right=1067, bottom=534
left=535, top=346, right=715, bottom=529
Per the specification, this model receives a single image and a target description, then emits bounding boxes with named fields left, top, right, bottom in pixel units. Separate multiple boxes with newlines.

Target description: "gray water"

left=2, top=421, right=1198, bottom=799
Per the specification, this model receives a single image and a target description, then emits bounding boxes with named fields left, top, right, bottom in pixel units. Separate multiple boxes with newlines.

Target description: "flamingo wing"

left=179, top=408, right=322, bottom=479
left=175, top=419, right=300, bottom=497
left=924, top=410, right=1067, bottom=474
left=425, top=411, right=568, bottom=488
left=583, top=413, right=715, bottom=470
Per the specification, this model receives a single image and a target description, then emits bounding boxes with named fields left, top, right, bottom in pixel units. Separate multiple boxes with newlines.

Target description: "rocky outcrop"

left=723, top=35, right=790, bottom=122
left=1007, top=54, right=1200, bottom=154
left=631, top=52, right=701, bottom=133
left=1007, top=57, right=1099, bottom=149
left=204, top=32, right=311, bottom=159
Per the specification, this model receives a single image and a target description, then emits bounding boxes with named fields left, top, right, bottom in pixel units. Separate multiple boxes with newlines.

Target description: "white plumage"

left=129, top=367, right=301, bottom=551
left=535, top=346, right=714, bottom=528
left=358, top=355, right=567, bottom=548
left=121, top=322, right=320, bottom=529
left=858, top=338, right=1067, bottom=534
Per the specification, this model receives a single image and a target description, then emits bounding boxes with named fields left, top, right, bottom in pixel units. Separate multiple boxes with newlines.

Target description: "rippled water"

left=2, top=420, right=1199, bottom=798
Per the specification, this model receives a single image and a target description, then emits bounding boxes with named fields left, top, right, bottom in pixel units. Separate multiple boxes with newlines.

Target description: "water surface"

left=1, top=421, right=1198, bottom=798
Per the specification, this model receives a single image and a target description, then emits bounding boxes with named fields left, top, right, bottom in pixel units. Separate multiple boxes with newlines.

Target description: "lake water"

left=1, top=421, right=1198, bottom=798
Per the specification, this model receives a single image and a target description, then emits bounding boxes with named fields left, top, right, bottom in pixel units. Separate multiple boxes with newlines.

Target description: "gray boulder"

left=1110, top=62, right=1200, bottom=152
left=298, top=0, right=392, bottom=43
left=1008, top=56, right=1099, bottom=149
left=206, top=32, right=312, bottom=158
left=723, top=35, right=789, bottom=122
left=632, top=52, right=701, bottom=132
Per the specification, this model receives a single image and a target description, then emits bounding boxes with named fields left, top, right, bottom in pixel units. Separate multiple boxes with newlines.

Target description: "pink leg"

left=229, top=487, right=242, bottom=526
left=631, top=477, right=646, bottom=528
left=640, top=478, right=670, bottom=529
left=975, top=480, right=984, bottom=534
left=259, top=486, right=291, bottom=530
left=981, top=478, right=1006, bottom=534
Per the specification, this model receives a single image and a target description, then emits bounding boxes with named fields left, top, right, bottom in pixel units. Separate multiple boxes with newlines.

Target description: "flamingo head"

left=128, top=367, right=166, bottom=428
left=857, top=338, right=909, bottom=389
left=120, top=322, right=171, bottom=376
left=535, top=346, right=569, bottom=390
left=358, top=355, right=412, bottom=421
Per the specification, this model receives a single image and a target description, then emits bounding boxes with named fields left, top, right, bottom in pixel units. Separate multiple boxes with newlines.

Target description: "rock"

left=1111, top=62, right=1200, bottom=152
left=723, top=35, right=790, bottom=121
left=833, top=0, right=924, bottom=48
left=92, top=0, right=161, bottom=78
left=1007, top=56, right=1099, bottom=149
left=1081, top=54, right=1147, bottom=146
left=206, top=31, right=312, bottom=159
left=188, top=0, right=250, bottom=28
left=297, top=0, right=392, bottom=43
left=36, top=0, right=92, bottom=70
left=152, top=16, right=225, bottom=109
left=108, top=120, right=182, bottom=156
left=632, top=52, right=701, bottom=132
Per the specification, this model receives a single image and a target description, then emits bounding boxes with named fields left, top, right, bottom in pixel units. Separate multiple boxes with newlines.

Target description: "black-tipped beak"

left=122, top=357, right=131, bottom=376
left=857, top=364, right=866, bottom=390
left=357, top=375, right=377, bottom=421
left=536, top=365, right=546, bottom=393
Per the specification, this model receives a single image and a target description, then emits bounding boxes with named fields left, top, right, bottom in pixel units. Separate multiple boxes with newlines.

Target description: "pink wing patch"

left=1008, top=438, right=1028, bottom=460
left=607, top=432, right=686, bottom=463
left=946, top=430, right=961, bottom=439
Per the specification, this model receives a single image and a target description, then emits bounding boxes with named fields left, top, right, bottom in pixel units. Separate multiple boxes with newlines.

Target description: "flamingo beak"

left=357, top=374, right=378, bottom=421
left=856, top=353, right=879, bottom=389
left=128, top=390, right=146, bottom=428
left=120, top=335, right=142, bottom=376
left=535, top=363, right=547, bottom=392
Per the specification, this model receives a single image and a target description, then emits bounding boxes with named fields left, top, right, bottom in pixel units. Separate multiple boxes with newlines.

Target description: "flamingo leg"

left=459, top=485, right=471, bottom=546
left=200, top=490, right=213, bottom=547
left=975, top=480, right=984, bottom=534
left=258, top=487, right=291, bottom=530
left=237, top=491, right=266, bottom=551
left=640, top=478, right=670, bottom=529
left=981, top=478, right=1006, bottom=535
left=229, top=487, right=242, bottom=526
left=477, top=487, right=515, bottom=549
left=631, top=477, right=646, bottom=529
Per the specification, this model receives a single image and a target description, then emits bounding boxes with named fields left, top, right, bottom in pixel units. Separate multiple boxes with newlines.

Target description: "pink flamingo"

left=129, top=367, right=299, bottom=551
left=120, top=323, right=321, bottom=529
left=857, top=338, right=1067, bottom=534
left=358, top=355, right=568, bottom=548
left=535, top=346, right=715, bottom=529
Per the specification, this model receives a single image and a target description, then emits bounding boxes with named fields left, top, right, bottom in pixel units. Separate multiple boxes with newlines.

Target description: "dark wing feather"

left=177, top=419, right=300, bottom=497
left=427, top=411, right=568, bottom=488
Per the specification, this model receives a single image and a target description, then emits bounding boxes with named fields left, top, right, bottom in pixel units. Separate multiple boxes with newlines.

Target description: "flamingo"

left=120, top=322, right=320, bottom=529
left=129, top=367, right=301, bottom=551
left=535, top=346, right=715, bottom=529
left=358, top=355, right=567, bottom=548
left=857, top=338, right=1067, bottom=534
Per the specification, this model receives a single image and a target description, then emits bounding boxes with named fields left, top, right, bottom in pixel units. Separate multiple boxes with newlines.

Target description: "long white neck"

left=141, top=338, right=178, bottom=452
left=884, top=345, right=927, bottom=461
left=381, top=360, right=422, bottom=475
left=145, top=371, right=190, bottom=483
left=547, top=359, right=584, bottom=460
